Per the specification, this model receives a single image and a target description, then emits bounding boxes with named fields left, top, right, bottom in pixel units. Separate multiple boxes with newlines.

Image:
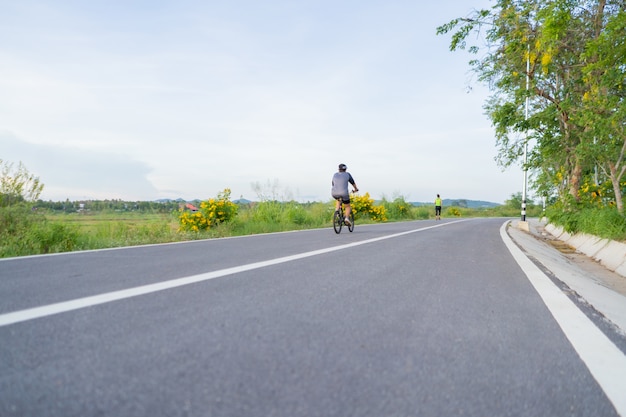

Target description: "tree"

left=506, top=191, right=535, bottom=209
left=577, top=7, right=626, bottom=212
left=436, top=0, right=624, bottom=210
left=0, top=159, right=44, bottom=206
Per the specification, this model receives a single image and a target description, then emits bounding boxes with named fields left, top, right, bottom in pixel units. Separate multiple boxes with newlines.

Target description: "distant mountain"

left=411, top=199, right=501, bottom=208
left=156, top=198, right=253, bottom=204
left=155, top=197, right=500, bottom=208
left=155, top=198, right=186, bottom=203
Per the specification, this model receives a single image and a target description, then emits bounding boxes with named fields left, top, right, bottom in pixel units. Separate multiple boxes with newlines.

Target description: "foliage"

left=577, top=8, right=626, bottom=212
left=446, top=207, right=462, bottom=217
left=505, top=192, right=536, bottom=210
left=178, top=189, right=238, bottom=232
left=437, top=0, right=626, bottom=214
left=381, top=196, right=413, bottom=220
left=228, top=201, right=327, bottom=235
left=350, top=193, right=387, bottom=222
left=0, top=160, right=52, bottom=256
left=0, top=191, right=599, bottom=258
left=0, top=159, right=44, bottom=207
left=0, top=204, right=81, bottom=257
left=0, top=160, right=586, bottom=258
left=546, top=204, right=626, bottom=240
left=250, top=200, right=283, bottom=224
left=34, top=198, right=181, bottom=213
left=412, top=206, right=431, bottom=220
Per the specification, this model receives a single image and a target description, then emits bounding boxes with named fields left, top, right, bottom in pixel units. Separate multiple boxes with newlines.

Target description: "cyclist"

left=331, top=163, right=358, bottom=226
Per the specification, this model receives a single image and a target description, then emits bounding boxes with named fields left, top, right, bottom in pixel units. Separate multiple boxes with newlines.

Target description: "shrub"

left=284, top=203, right=310, bottom=225
left=30, top=222, right=80, bottom=254
left=251, top=200, right=282, bottom=224
left=382, top=196, right=413, bottom=220
left=0, top=159, right=44, bottom=207
left=178, top=189, right=238, bottom=232
left=446, top=207, right=461, bottom=217
left=0, top=205, right=81, bottom=256
left=548, top=204, right=626, bottom=240
left=413, top=206, right=430, bottom=219
left=350, top=193, right=387, bottom=222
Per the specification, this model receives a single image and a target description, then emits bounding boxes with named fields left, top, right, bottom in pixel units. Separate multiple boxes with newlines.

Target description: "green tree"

left=577, top=7, right=626, bottom=212
left=506, top=192, right=535, bottom=209
left=437, top=0, right=623, bottom=209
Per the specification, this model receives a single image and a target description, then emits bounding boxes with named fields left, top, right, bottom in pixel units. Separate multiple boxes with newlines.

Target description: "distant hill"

left=155, top=198, right=253, bottom=205
left=156, top=197, right=499, bottom=208
left=411, top=199, right=501, bottom=208
left=233, top=198, right=252, bottom=204
left=155, top=198, right=185, bottom=203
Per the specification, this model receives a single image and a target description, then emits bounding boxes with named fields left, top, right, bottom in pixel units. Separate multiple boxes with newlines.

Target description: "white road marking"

left=0, top=220, right=465, bottom=327
left=501, top=222, right=626, bottom=417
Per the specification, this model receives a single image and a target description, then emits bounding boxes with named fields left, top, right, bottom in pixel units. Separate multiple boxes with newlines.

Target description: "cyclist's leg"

left=343, top=193, right=352, bottom=221
left=344, top=203, right=352, bottom=225
left=348, top=209, right=354, bottom=232
left=333, top=196, right=342, bottom=213
left=344, top=203, right=351, bottom=219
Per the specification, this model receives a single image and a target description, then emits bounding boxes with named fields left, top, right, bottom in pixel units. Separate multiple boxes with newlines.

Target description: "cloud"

left=2, top=132, right=158, bottom=201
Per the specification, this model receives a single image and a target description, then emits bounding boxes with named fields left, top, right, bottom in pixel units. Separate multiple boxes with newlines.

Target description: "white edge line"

left=500, top=221, right=626, bottom=416
left=0, top=220, right=467, bottom=327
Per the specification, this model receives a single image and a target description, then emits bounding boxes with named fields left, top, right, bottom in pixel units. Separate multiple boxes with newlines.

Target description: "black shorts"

left=333, top=194, right=350, bottom=205
left=435, top=206, right=442, bottom=215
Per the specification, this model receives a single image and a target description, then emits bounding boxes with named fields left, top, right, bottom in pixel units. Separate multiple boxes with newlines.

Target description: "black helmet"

left=338, top=163, right=347, bottom=171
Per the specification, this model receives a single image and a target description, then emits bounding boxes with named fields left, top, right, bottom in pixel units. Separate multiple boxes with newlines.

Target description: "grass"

left=5, top=196, right=626, bottom=258
left=545, top=205, right=626, bottom=241
left=1, top=202, right=546, bottom=258
left=52, top=211, right=184, bottom=248
left=54, top=211, right=179, bottom=235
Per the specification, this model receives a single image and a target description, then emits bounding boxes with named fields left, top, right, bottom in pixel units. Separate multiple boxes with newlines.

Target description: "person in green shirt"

left=435, top=194, right=442, bottom=220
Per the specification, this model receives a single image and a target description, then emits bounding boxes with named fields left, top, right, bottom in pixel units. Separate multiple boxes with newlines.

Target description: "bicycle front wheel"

left=333, top=210, right=342, bottom=234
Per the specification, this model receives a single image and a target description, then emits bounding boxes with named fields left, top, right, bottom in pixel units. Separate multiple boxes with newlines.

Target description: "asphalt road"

left=0, top=218, right=622, bottom=416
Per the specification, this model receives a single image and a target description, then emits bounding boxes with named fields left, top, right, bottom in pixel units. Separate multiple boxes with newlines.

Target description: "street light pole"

left=522, top=44, right=530, bottom=222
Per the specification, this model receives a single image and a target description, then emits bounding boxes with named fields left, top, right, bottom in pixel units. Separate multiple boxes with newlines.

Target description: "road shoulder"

left=506, top=219, right=626, bottom=337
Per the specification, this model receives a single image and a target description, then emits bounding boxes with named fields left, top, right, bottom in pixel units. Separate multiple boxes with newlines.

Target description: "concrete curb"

left=543, top=223, right=626, bottom=279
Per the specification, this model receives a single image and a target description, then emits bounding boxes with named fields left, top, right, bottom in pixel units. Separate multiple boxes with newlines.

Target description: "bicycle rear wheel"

left=333, top=210, right=342, bottom=234
left=348, top=212, right=354, bottom=232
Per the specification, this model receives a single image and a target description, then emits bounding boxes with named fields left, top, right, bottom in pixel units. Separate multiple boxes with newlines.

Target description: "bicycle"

left=333, top=197, right=354, bottom=234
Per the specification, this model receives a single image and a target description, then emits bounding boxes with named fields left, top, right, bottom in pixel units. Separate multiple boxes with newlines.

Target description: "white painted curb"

left=544, top=223, right=626, bottom=279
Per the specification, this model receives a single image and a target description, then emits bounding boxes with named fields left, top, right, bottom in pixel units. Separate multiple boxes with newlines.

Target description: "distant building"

left=185, top=203, right=198, bottom=212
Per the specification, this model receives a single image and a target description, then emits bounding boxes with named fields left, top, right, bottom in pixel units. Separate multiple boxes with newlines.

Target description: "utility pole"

left=522, top=44, right=530, bottom=222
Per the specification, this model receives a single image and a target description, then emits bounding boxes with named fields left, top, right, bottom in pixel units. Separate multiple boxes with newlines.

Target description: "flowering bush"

left=178, top=189, right=238, bottom=232
left=446, top=207, right=461, bottom=217
left=350, top=192, right=387, bottom=222
left=577, top=178, right=618, bottom=208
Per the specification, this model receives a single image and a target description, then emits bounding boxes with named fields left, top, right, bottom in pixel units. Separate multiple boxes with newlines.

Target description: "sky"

left=1, top=0, right=527, bottom=204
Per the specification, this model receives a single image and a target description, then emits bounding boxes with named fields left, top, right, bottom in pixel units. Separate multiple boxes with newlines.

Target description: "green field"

left=50, top=211, right=180, bottom=234
left=1, top=198, right=543, bottom=258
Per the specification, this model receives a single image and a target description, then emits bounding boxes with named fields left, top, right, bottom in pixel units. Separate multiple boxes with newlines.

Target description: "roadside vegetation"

left=1, top=160, right=546, bottom=258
